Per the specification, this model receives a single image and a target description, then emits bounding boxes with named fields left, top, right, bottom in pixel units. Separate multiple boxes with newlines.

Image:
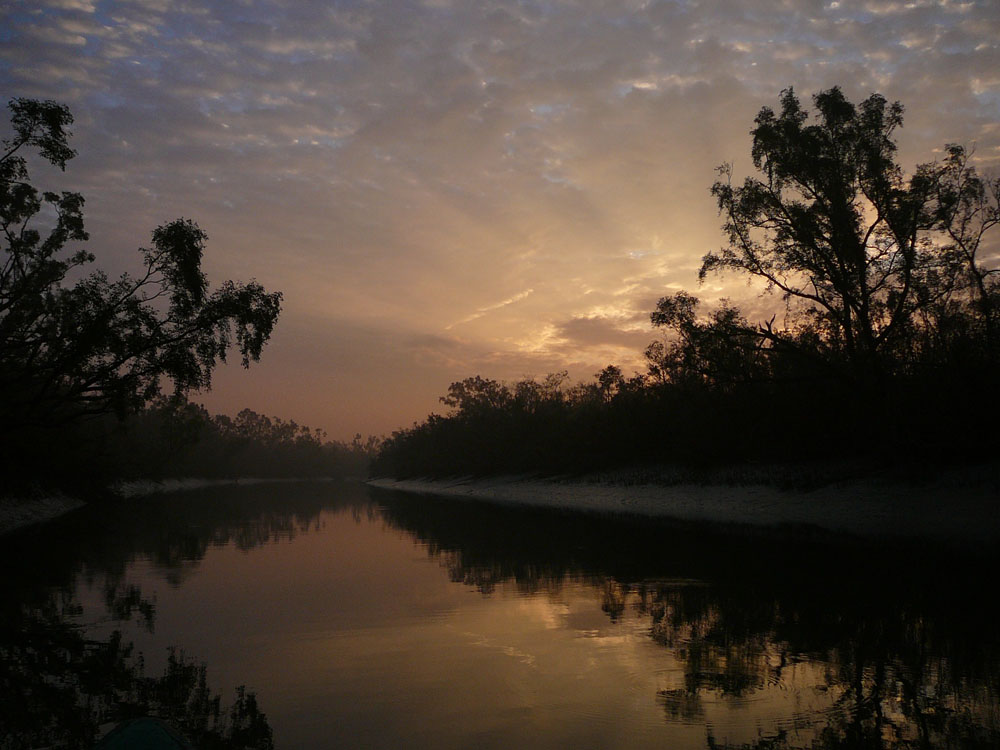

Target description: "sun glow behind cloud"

left=2, top=0, right=998, bottom=437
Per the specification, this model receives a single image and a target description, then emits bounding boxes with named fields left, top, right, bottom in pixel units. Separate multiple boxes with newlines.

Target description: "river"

left=2, top=480, right=998, bottom=749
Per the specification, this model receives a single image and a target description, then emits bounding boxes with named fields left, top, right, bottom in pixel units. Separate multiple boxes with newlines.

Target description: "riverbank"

left=0, top=476, right=345, bottom=536
left=0, top=493, right=87, bottom=536
left=367, top=465, right=1000, bottom=543
left=113, top=475, right=340, bottom=498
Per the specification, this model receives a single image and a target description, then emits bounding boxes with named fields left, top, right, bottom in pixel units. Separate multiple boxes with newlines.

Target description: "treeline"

left=370, top=358, right=996, bottom=479
left=373, top=87, right=1000, bottom=480
left=109, top=397, right=379, bottom=482
left=2, top=397, right=378, bottom=496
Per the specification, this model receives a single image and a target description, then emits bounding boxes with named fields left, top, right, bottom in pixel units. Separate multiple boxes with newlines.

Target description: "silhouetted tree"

left=439, top=375, right=514, bottom=417
left=648, top=292, right=764, bottom=387
left=0, top=98, right=282, bottom=439
left=700, top=87, right=995, bottom=390
left=596, top=364, right=625, bottom=402
left=919, top=143, right=1000, bottom=350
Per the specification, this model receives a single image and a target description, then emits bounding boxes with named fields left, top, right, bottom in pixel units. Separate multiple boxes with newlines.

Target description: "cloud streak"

left=447, top=289, right=535, bottom=329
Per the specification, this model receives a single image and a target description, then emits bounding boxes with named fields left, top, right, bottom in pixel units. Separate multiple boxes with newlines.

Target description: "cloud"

left=552, top=315, right=654, bottom=352
left=22, top=23, right=87, bottom=46
left=42, top=0, right=97, bottom=12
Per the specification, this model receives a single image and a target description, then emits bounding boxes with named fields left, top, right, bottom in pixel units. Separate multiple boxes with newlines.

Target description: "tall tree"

left=0, top=98, right=282, bottom=435
left=702, top=87, right=942, bottom=390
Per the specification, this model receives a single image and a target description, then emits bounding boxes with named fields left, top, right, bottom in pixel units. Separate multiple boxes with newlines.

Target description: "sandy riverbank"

left=367, top=469, right=1000, bottom=543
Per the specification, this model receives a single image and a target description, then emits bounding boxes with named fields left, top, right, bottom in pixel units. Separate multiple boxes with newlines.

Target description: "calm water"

left=3, top=481, right=999, bottom=749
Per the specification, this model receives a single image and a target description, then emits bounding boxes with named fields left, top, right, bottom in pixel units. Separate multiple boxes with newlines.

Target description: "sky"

left=2, top=0, right=999, bottom=440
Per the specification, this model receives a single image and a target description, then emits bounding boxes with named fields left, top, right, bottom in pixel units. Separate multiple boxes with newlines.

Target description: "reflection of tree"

left=636, top=583, right=780, bottom=698
left=371, top=488, right=1000, bottom=749
left=2, top=482, right=364, bottom=749
left=651, top=576, right=1000, bottom=750
left=8, top=481, right=364, bottom=591
left=0, top=590, right=272, bottom=749
left=659, top=687, right=705, bottom=723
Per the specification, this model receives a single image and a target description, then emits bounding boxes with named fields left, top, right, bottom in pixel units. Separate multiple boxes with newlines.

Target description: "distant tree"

left=0, top=98, right=282, bottom=436
left=439, top=375, right=513, bottom=417
left=648, top=292, right=764, bottom=387
left=596, top=365, right=625, bottom=402
left=512, top=371, right=568, bottom=414
left=350, top=432, right=383, bottom=455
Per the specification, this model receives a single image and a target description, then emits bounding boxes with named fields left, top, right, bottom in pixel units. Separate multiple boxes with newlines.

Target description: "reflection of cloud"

left=461, top=631, right=538, bottom=666
left=4, top=0, right=999, bottom=436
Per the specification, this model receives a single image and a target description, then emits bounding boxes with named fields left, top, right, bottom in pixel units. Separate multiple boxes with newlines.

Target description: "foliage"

left=647, top=292, right=765, bottom=387
left=700, top=87, right=998, bottom=387
left=0, top=98, right=281, bottom=458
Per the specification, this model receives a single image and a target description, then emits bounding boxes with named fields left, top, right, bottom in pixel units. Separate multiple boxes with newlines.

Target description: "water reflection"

left=2, top=482, right=998, bottom=749
left=0, top=584, right=274, bottom=748
left=0, top=481, right=355, bottom=749
left=370, top=489, right=1000, bottom=749
left=25, top=481, right=360, bottom=588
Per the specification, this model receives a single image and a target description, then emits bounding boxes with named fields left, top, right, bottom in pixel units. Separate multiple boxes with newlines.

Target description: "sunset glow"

left=4, top=0, right=998, bottom=438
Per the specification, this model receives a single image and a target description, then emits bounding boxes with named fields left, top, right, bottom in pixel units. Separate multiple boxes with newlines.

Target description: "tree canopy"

left=689, top=86, right=999, bottom=391
left=0, top=98, right=282, bottom=438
